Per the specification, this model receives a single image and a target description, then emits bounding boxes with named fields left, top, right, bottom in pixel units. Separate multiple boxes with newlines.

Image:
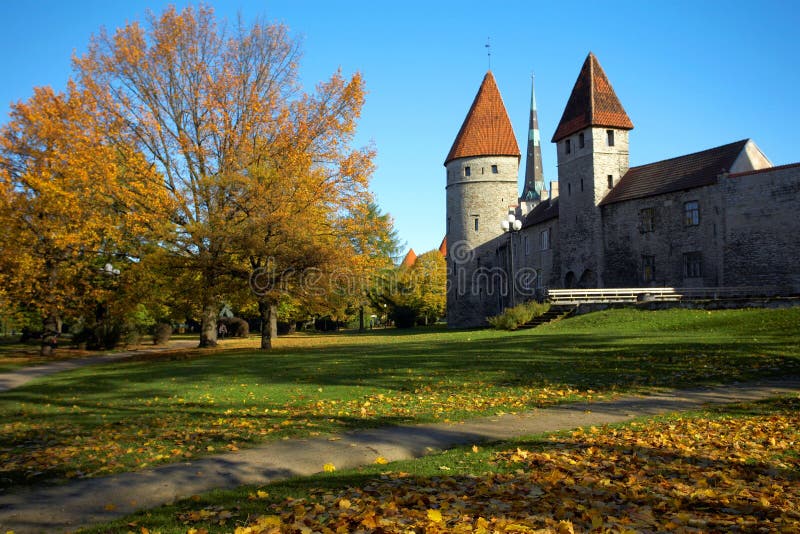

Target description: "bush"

left=152, top=322, right=172, bottom=345
left=487, top=301, right=551, bottom=330
left=218, top=317, right=249, bottom=337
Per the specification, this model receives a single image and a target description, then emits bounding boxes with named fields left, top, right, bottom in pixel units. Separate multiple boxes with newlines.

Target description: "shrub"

left=218, top=317, right=249, bottom=337
left=152, top=322, right=173, bottom=345
left=487, top=301, right=551, bottom=330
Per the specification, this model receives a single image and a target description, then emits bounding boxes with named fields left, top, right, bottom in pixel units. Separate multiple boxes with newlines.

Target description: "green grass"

left=79, top=394, right=800, bottom=534
left=1, top=307, right=799, bottom=492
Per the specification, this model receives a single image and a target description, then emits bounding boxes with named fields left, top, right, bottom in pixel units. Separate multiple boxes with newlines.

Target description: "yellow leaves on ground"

left=224, top=397, right=799, bottom=534
left=322, top=463, right=335, bottom=472
left=373, top=456, right=389, bottom=464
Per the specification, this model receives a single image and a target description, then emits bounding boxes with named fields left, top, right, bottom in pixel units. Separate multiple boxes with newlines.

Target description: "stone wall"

left=601, top=185, right=724, bottom=287
left=721, top=165, right=800, bottom=291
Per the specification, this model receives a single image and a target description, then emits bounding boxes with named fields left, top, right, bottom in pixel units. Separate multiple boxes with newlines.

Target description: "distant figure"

left=218, top=323, right=228, bottom=339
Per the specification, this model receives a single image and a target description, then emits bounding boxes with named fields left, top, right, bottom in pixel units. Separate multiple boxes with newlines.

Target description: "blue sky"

left=1, top=1, right=798, bottom=256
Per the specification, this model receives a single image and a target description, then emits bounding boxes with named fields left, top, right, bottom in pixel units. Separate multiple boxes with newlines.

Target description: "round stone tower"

left=445, top=71, right=521, bottom=328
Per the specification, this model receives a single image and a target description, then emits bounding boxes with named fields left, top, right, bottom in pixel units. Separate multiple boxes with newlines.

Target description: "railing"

left=545, top=286, right=790, bottom=305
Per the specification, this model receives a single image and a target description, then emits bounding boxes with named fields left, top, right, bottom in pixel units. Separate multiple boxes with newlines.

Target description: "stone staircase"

left=520, top=305, right=577, bottom=329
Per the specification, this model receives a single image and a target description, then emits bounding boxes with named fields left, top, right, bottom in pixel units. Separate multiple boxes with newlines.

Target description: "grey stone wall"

left=517, top=219, right=560, bottom=291
left=721, top=165, right=800, bottom=291
left=601, top=186, right=725, bottom=288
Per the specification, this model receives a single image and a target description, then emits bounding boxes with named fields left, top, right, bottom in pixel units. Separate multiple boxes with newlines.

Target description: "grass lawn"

left=79, top=395, right=800, bottom=533
left=1, top=307, right=799, bottom=492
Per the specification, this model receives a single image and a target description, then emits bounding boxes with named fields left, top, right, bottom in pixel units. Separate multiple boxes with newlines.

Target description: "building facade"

left=445, top=53, right=800, bottom=328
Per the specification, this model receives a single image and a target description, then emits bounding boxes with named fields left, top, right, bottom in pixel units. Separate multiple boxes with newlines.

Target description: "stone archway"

left=564, top=271, right=576, bottom=289
left=578, top=269, right=597, bottom=288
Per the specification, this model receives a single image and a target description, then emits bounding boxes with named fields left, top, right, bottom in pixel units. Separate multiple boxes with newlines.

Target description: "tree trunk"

left=199, top=302, right=218, bottom=348
left=359, top=305, right=365, bottom=332
left=259, top=299, right=278, bottom=350
left=40, top=312, right=61, bottom=357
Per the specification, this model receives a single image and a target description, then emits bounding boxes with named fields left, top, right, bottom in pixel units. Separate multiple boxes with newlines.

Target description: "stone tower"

left=445, top=71, right=521, bottom=327
left=551, top=53, right=633, bottom=288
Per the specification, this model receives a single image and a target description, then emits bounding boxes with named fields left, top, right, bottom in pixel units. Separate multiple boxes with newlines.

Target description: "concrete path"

left=0, top=340, right=198, bottom=392
left=1, top=378, right=798, bottom=533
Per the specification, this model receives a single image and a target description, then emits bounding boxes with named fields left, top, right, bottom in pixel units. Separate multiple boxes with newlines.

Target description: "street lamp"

left=500, top=213, right=522, bottom=307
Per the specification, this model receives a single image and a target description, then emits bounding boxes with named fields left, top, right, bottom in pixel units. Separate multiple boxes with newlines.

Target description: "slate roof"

left=445, top=71, right=520, bottom=165
left=552, top=53, right=633, bottom=143
left=600, top=139, right=749, bottom=206
left=522, top=197, right=560, bottom=228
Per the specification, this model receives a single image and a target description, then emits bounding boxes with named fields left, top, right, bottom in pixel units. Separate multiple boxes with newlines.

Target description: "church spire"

left=522, top=73, right=545, bottom=202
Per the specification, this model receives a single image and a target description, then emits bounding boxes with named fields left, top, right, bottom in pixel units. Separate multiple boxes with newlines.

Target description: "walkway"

left=0, top=339, right=198, bottom=392
left=1, top=378, right=798, bottom=533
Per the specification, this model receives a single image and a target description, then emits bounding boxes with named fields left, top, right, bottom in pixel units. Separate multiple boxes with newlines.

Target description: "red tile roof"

left=438, top=236, right=447, bottom=256
left=445, top=71, right=520, bottom=165
left=600, top=140, right=749, bottom=206
left=727, top=161, right=800, bottom=178
left=552, top=53, right=633, bottom=143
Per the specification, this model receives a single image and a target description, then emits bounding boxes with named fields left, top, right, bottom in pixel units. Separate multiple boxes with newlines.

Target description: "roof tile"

left=445, top=71, right=520, bottom=165
left=600, top=140, right=749, bottom=205
left=552, top=53, right=633, bottom=142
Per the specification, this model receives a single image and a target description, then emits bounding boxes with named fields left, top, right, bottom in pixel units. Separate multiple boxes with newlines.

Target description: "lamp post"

left=500, top=213, right=522, bottom=307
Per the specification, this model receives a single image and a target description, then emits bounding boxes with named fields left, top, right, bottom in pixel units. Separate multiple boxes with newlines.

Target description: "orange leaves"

left=227, top=397, right=800, bottom=534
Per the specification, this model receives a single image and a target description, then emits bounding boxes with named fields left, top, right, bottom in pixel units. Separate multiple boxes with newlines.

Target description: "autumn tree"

left=75, top=5, right=387, bottom=348
left=0, top=84, right=170, bottom=355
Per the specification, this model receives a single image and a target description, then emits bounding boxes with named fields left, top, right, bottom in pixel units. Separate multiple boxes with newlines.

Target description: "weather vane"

left=485, top=37, right=492, bottom=70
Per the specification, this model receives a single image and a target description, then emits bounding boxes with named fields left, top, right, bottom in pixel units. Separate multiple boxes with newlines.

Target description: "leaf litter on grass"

left=200, top=396, right=799, bottom=534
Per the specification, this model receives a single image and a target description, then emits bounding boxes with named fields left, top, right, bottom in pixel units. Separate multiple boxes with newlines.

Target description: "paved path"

left=0, top=340, right=198, bottom=392
left=1, top=378, right=798, bottom=533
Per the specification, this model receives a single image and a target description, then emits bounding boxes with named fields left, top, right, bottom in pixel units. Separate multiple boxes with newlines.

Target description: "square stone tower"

left=551, top=53, right=633, bottom=288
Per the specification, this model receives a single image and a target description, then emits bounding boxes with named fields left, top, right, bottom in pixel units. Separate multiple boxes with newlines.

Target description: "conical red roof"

left=445, top=71, right=520, bottom=165
left=400, top=248, right=417, bottom=268
left=551, top=53, right=633, bottom=142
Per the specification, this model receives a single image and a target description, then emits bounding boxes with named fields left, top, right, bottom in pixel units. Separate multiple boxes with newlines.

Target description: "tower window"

left=608, top=175, right=614, bottom=189
left=606, top=130, right=615, bottom=147
left=474, top=217, right=479, bottom=232
left=491, top=164, right=498, bottom=173
left=568, top=183, right=572, bottom=195
left=565, top=139, right=571, bottom=154
left=464, top=166, right=471, bottom=177
left=578, top=132, right=585, bottom=149
left=580, top=178, right=584, bottom=192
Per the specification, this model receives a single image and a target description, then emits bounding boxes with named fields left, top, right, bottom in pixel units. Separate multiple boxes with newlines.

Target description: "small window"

left=464, top=166, right=471, bottom=177
left=524, top=235, right=530, bottom=256
left=639, top=208, right=655, bottom=233
left=684, top=201, right=700, bottom=226
left=580, top=178, right=584, bottom=192
left=606, top=130, right=615, bottom=146
left=578, top=132, right=585, bottom=149
left=474, top=217, right=479, bottom=232
left=491, top=164, right=498, bottom=174
left=607, top=175, right=614, bottom=189
left=540, top=228, right=550, bottom=250
left=683, top=252, right=702, bottom=278
left=447, top=217, right=451, bottom=234
left=565, top=139, right=571, bottom=154
left=568, top=183, right=572, bottom=195
left=642, top=255, right=655, bottom=282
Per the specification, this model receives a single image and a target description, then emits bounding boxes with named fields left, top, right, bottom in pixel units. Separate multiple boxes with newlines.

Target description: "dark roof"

left=600, top=140, right=749, bottom=206
left=728, top=161, right=800, bottom=178
left=552, top=52, right=633, bottom=143
left=522, top=197, right=559, bottom=228
left=445, top=71, right=520, bottom=165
